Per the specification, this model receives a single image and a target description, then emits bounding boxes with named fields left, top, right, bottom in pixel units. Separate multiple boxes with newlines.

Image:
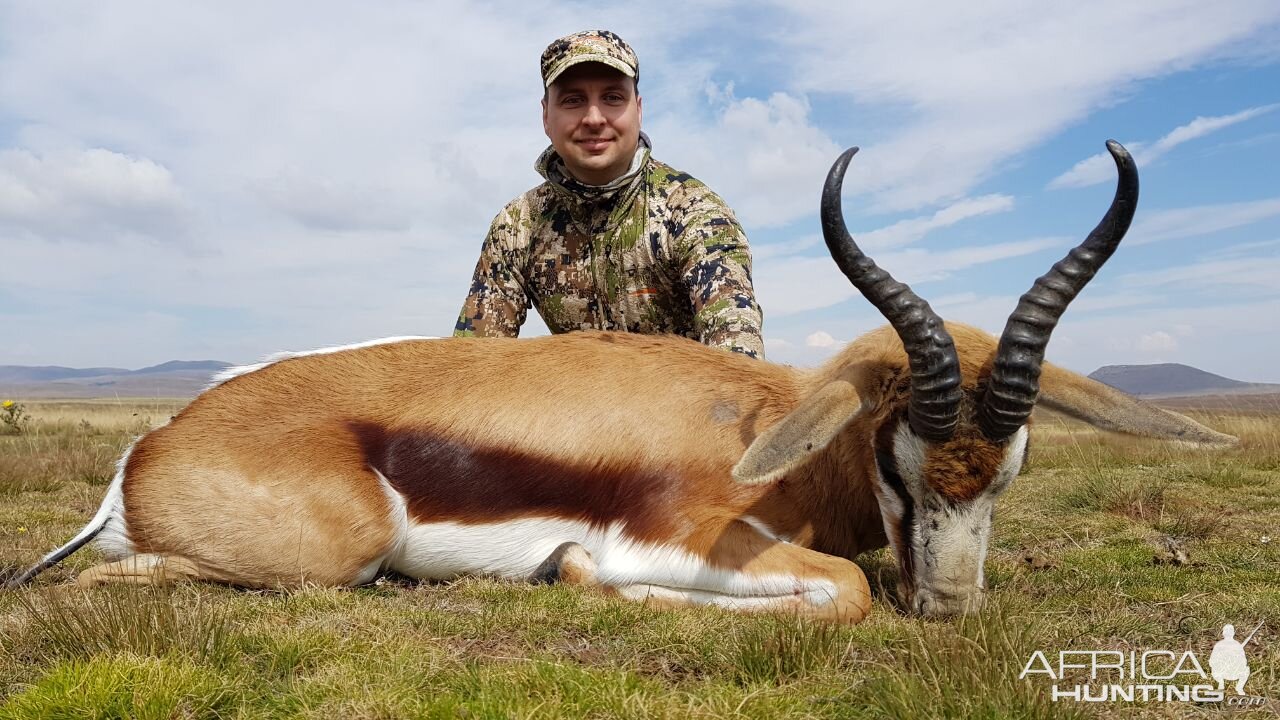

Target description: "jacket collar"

left=536, top=132, right=652, bottom=206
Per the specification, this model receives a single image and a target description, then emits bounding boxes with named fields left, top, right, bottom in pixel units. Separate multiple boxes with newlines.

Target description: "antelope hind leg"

left=77, top=553, right=210, bottom=587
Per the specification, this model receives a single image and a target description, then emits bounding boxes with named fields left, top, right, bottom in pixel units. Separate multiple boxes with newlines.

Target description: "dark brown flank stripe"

left=348, top=421, right=700, bottom=543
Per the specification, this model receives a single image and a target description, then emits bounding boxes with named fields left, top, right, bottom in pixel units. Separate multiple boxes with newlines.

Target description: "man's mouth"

left=577, top=138, right=612, bottom=152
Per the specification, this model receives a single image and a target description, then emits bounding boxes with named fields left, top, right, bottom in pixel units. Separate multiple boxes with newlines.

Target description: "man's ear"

left=542, top=97, right=550, bottom=138
left=636, top=93, right=642, bottom=126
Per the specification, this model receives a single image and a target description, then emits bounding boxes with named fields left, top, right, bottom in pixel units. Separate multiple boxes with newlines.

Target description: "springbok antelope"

left=9, top=141, right=1234, bottom=622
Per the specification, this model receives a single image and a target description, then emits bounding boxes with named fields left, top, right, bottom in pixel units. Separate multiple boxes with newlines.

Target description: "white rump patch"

left=70, top=416, right=182, bottom=567
left=92, top=438, right=140, bottom=561
left=206, top=335, right=439, bottom=389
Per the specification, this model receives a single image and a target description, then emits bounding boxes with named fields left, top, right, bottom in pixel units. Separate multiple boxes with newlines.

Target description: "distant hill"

left=0, top=360, right=234, bottom=399
left=1088, top=363, right=1279, bottom=397
left=0, top=365, right=130, bottom=383
left=132, top=360, right=231, bottom=375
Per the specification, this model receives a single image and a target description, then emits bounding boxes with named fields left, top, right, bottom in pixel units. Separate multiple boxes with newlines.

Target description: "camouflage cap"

left=540, top=30, right=638, bottom=88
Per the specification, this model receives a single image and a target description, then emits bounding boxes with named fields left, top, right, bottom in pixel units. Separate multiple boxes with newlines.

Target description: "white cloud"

left=753, top=233, right=822, bottom=261
left=855, top=195, right=1014, bottom=250
left=653, top=91, right=841, bottom=228
left=1128, top=197, right=1280, bottom=244
left=1116, top=254, right=1280, bottom=294
left=805, top=331, right=838, bottom=348
left=1048, top=147, right=1143, bottom=193
left=0, top=148, right=187, bottom=240
left=1067, top=292, right=1163, bottom=313
left=1138, top=330, right=1178, bottom=353
left=256, top=171, right=413, bottom=233
left=772, top=1, right=1280, bottom=210
left=1049, top=104, right=1278, bottom=189
left=1156, top=106, right=1277, bottom=149
left=756, top=236, right=1064, bottom=316
left=754, top=192, right=1014, bottom=262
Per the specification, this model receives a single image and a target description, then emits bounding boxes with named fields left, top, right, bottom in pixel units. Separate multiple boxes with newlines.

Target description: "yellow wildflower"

left=16, top=527, right=26, bottom=534
left=1, top=400, right=13, bottom=409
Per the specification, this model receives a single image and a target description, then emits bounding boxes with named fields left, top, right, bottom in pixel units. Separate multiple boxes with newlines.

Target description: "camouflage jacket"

left=453, top=135, right=765, bottom=359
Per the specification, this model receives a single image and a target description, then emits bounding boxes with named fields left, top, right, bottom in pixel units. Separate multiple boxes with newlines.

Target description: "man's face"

left=542, top=63, right=642, bottom=185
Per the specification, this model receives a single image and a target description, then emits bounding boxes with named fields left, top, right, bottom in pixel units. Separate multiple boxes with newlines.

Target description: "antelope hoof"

left=530, top=542, right=598, bottom=586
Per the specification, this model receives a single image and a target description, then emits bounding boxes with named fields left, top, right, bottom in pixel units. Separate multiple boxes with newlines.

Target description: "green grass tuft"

left=11, top=583, right=235, bottom=666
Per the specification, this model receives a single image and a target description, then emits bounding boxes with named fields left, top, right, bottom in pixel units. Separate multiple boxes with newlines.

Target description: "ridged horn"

left=978, top=140, right=1139, bottom=441
left=822, top=147, right=962, bottom=442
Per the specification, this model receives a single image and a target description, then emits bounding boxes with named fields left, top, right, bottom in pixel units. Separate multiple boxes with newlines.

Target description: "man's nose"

left=582, top=103, right=606, bottom=126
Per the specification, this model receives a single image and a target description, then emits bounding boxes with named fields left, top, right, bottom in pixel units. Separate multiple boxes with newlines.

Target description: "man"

left=454, top=29, right=765, bottom=359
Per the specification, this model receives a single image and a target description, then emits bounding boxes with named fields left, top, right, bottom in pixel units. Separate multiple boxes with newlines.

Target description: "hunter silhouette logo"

left=1020, top=621, right=1267, bottom=706
left=1209, top=622, right=1257, bottom=695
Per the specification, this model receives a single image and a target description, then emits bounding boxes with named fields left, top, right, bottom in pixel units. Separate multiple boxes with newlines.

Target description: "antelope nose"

left=915, top=589, right=986, bottom=617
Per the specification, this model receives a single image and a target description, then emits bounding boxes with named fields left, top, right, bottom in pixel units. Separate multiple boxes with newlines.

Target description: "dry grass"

left=0, top=399, right=1277, bottom=718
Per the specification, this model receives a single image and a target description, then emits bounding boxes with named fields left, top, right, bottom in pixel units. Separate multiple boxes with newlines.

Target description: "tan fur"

left=115, top=332, right=809, bottom=589
left=78, top=554, right=207, bottom=586
left=32, top=320, right=1232, bottom=625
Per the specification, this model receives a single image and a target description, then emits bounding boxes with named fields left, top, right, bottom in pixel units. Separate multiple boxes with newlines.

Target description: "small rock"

left=1153, top=536, right=1190, bottom=566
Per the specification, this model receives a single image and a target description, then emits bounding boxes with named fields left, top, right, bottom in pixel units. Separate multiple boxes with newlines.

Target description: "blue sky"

left=2, top=1, right=1279, bottom=381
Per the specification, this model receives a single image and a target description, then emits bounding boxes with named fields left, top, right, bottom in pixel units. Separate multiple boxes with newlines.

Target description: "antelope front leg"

left=612, top=519, right=872, bottom=624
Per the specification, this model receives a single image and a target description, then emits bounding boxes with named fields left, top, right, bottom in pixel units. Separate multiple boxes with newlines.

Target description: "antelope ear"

left=1037, top=362, right=1238, bottom=446
left=733, top=379, right=868, bottom=485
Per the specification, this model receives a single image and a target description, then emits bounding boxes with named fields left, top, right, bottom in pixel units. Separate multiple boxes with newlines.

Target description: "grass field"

left=1, top=397, right=1277, bottom=718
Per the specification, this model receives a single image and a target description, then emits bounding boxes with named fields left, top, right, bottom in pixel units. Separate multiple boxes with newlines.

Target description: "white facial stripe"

left=207, top=335, right=439, bottom=388
left=992, top=426, right=1029, bottom=492
left=882, top=421, right=1029, bottom=609
left=871, top=477, right=906, bottom=558
left=892, top=424, right=929, bottom=493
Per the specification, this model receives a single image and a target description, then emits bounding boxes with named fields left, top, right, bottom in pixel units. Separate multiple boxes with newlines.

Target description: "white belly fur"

left=374, top=475, right=829, bottom=599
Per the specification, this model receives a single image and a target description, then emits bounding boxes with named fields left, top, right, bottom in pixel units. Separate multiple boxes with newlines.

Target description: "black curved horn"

left=822, top=147, right=962, bottom=442
left=978, top=140, right=1139, bottom=441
